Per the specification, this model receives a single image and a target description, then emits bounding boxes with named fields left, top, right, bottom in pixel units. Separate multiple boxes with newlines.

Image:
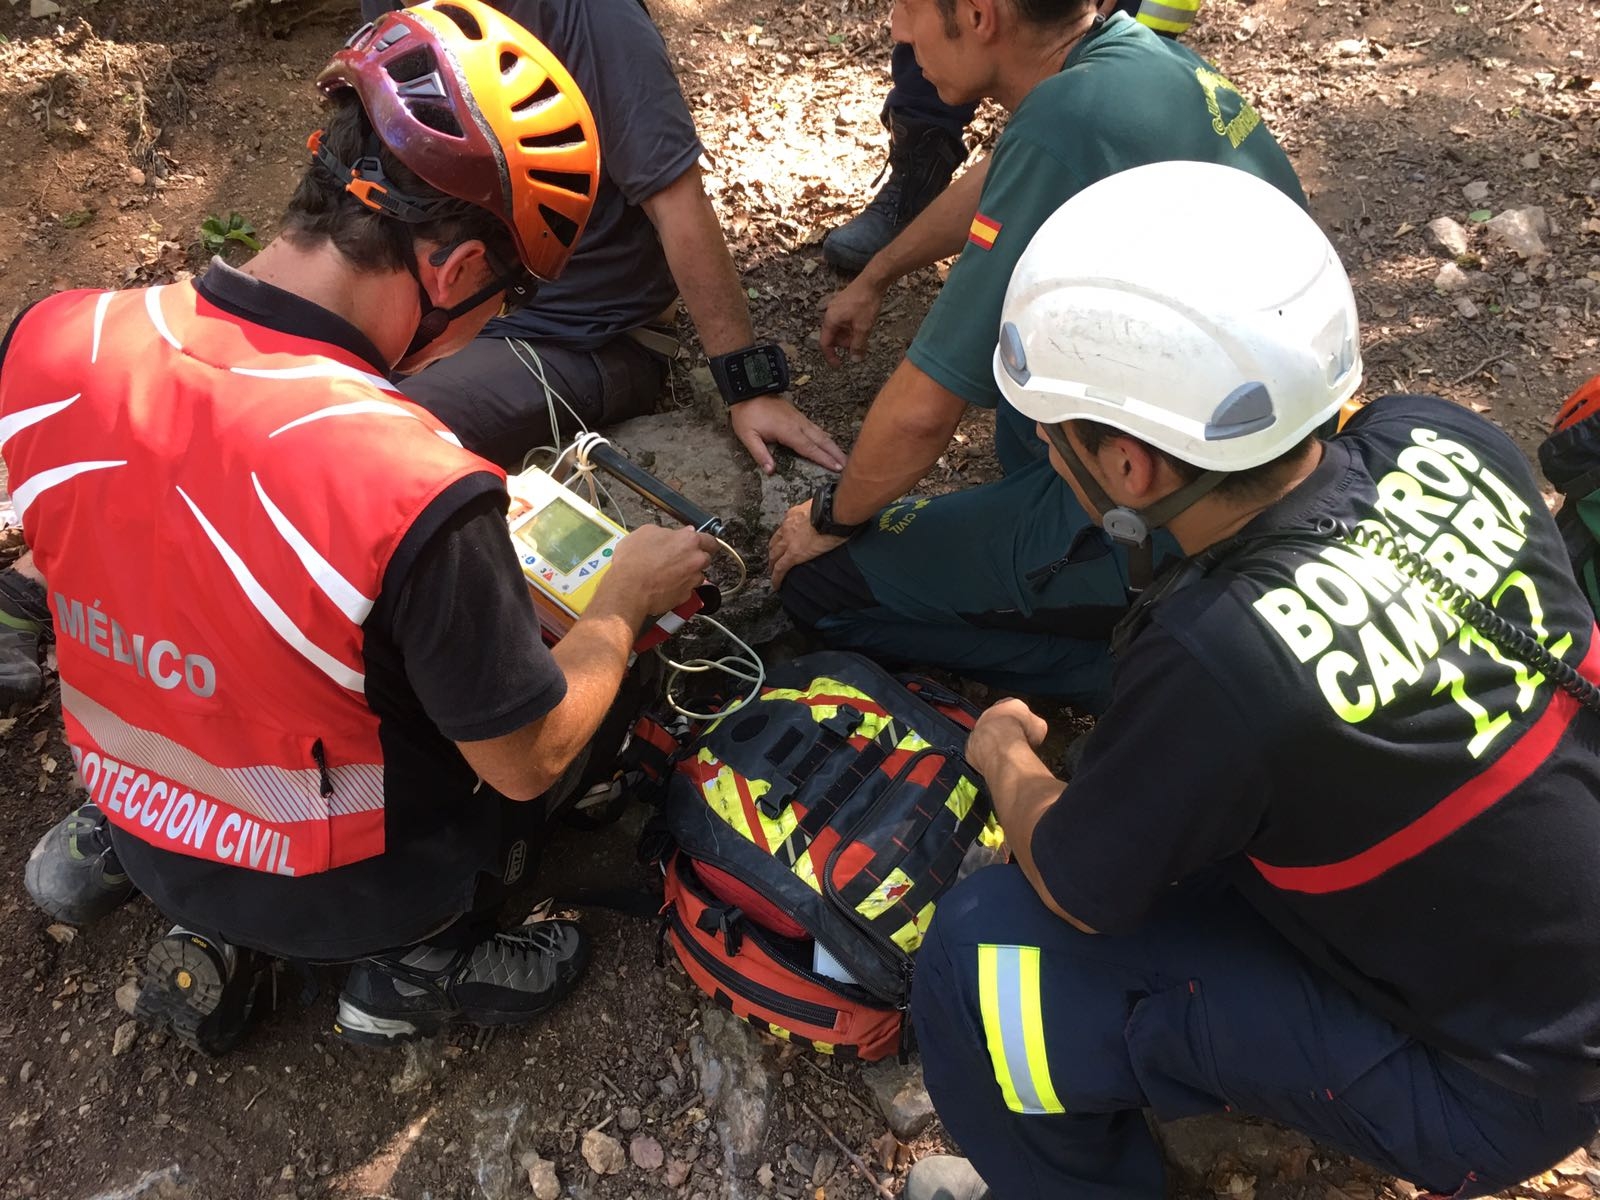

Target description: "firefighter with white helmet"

left=905, top=162, right=1600, bottom=1200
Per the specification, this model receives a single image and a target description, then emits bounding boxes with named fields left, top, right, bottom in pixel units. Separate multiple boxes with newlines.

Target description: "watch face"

left=744, top=352, right=774, bottom=390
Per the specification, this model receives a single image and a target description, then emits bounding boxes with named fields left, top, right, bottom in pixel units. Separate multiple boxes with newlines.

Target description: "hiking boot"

left=136, top=928, right=271, bottom=1056
left=333, top=920, right=590, bottom=1046
left=24, top=801, right=137, bottom=925
left=0, top=568, right=52, bottom=708
left=904, top=1156, right=993, bottom=1200
left=822, top=115, right=967, bottom=274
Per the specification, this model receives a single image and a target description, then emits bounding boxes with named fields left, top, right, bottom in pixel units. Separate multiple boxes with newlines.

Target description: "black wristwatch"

left=708, top=342, right=790, bottom=406
left=809, top=480, right=867, bottom=538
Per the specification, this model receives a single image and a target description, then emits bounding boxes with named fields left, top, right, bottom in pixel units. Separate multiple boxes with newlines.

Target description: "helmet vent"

left=384, top=48, right=437, bottom=84
left=500, top=50, right=519, bottom=75
left=411, top=103, right=464, bottom=137
left=530, top=168, right=592, bottom=198
left=512, top=77, right=562, bottom=114
left=538, top=203, right=581, bottom=247
left=520, top=125, right=586, bottom=152
left=432, top=2, right=484, bottom=38
left=1204, top=382, right=1276, bottom=442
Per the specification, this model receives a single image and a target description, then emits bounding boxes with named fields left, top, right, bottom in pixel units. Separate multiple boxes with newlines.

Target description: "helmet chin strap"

left=1043, top=422, right=1227, bottom=592
left=398, top=249, right=520, bottom=364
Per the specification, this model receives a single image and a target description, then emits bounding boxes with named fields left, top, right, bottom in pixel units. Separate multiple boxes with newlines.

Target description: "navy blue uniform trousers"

left=913, top=867, right=1600, bottom=1199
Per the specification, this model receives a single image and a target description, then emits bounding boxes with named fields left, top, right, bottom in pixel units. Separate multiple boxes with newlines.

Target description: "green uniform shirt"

left=906, top=13, right=1306, bottom=471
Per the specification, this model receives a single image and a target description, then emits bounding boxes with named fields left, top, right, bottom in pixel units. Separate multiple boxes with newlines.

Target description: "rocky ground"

left=0, top=0, right=1598, bottom=1197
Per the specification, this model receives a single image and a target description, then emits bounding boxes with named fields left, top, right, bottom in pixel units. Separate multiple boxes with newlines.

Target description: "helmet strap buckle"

left=1042, top=421, right=1227, bottom=593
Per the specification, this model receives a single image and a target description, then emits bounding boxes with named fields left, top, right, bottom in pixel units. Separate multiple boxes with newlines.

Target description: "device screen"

left=515, top=497, right=613, bottom=575
left=744, top=352, right=774, bottom=390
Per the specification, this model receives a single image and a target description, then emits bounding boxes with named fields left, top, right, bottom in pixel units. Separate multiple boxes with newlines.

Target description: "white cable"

left=657, top=613, right=765, bottom=721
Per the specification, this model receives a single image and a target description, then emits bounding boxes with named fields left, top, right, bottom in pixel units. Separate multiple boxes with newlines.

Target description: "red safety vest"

left=0, top=281, right=503, bottom=876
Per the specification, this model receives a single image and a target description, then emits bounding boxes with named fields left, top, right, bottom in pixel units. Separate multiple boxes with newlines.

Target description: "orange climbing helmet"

left=316, top=0, right=600, bottom=283
left=1554, top=375, right=1600, bottom=435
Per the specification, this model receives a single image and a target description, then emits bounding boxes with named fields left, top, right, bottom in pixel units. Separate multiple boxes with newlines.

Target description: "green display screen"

left=515, top=497, right=612, bottom=575
left=745, top=353, right=774, bottom=390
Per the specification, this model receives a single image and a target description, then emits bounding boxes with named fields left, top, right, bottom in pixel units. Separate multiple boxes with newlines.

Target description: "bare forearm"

left=643, top=166, right=756, bottom=356
left=833, top=361, right=967, bottom=525
left=860, top=157, right=990, bottom=292
left=987, top=742, right=1088, bottom=931
left=534, top=592, right=647, bottom=778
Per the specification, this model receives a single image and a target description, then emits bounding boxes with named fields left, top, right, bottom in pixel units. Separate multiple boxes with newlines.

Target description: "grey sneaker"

left=25, top=802, right=137, bottom=925
left=905, top=1156, right=993, bottom=1200
left=822, top=116, right=967, bottom=274
left=334, top=920, right=590, bottom=1046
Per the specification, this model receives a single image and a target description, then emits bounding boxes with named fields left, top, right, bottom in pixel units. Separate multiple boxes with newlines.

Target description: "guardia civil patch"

left=968, top=213, right=1001, bottom=250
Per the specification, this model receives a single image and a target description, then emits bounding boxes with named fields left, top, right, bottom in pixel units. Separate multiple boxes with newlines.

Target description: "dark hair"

left=1072, top=419, right=1318, bottom=502
left=932, top=0, right=1095, bottom=35
left=279, top=91, right=518, bottom=274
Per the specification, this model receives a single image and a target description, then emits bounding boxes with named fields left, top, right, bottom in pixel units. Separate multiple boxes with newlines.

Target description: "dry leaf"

left=44, top=924, right=76, bottom=945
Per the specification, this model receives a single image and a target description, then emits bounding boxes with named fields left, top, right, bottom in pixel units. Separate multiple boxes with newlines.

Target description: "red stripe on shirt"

left=1250, top=627, right=1600, bottom=896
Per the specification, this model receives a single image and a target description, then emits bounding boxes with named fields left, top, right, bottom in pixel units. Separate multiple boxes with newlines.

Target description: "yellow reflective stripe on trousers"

left=978, top=944, right=1064, bottom=1114
left=1136, top=0, right=1199, bottom=33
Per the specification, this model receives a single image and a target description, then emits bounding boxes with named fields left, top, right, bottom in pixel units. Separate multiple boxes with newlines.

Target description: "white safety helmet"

left=993, top=160, right=1362, bottom=474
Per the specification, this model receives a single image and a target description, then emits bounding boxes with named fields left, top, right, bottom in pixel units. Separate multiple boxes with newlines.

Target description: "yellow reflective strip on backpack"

left=945, top=775, right=981, bottom=822
left=769, top=1024, right=791, bottom=1040
left=856, top=866, right=916, bottom=920
left=889, top=900, right=936, bottom=953
left=814, top=1041, right=835, bottom=1055
left=698, top=750, right=756, bottom=841
left=978, top=944, right=1065, bottom=1114
left=762, top=677, right=878, bottom=725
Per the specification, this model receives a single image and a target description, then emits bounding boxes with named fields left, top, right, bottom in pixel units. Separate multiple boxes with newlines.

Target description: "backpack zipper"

left=665, top=905, right=843, bottom=1029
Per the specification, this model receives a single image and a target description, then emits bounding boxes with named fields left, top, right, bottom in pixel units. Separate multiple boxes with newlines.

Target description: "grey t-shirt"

left=360, top=0, right=704, bottom=350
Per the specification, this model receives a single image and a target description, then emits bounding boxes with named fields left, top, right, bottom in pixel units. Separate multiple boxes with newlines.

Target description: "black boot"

left=823, top=115, right=967, bottom=274
left=0, top=568, right=51, bottom=708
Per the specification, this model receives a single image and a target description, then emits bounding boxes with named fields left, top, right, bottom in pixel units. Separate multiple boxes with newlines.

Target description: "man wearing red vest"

left=2, top=0, right=712, bottom=1054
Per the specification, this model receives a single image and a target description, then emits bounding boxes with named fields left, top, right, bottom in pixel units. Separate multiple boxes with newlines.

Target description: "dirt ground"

left=0, top=0, right=1598, bottom=1197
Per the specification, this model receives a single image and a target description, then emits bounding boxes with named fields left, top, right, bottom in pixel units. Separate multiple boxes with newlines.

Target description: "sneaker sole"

left=137, top=934, right=248, bottom=1055
left=332, top=998, right=442, bottom=1047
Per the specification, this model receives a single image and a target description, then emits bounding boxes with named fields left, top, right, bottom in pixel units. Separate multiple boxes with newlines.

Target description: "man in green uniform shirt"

left=769, top=0, right=1304, bottom=705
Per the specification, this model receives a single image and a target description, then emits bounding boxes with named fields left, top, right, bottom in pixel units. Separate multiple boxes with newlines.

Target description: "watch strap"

left=809, top=481, right=867, bottom=538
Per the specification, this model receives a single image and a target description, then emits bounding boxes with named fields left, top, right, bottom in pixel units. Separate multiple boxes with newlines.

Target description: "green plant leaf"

left=59, top=209, right=94, bottom=229
left=827, top=32, right=844, bottom=44
left=1468, top=209, right=1492, bottom=222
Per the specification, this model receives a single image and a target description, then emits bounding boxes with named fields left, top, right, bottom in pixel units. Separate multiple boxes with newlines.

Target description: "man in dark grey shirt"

left=361, top=0, right=844, bottom=476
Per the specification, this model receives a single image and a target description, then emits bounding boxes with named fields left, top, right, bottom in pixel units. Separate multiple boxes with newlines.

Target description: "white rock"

left=1520, top=151, right=1541, bottom=169
left=1463, top=180, right=1491, bottom=205
left=1485, top=207, right=1548, bottom=258
left=111, top=1020, right=138, bottom=1057
left=115, top=980, right=141, bottom=1016
left=1335, top=38, right=1366, bottom=56
left=526, top=1157, right=560, bottom=1200
left=29, top=0, right=61, bottom=16
left=1434, top=263, right=1471, bottom=293
left=1456, top=298, right=1480, bottom=319
left=1426, top=217, right=1470, bottom=258
left=581, top=1130, right=625, bottom=1176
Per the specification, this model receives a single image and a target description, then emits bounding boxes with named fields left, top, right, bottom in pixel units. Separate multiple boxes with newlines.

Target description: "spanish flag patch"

left=968, top=213, right=1001, bottom=250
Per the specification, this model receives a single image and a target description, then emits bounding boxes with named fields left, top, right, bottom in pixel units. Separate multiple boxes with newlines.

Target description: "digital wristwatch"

left=809, top=480, right=867, bottom=538
left=708, top=343, right=790, bottom=406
